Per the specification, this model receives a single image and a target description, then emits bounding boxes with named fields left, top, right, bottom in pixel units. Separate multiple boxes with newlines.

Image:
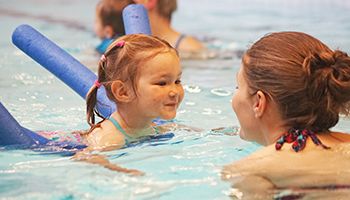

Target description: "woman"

left=223, top=31, right=350, bottom=199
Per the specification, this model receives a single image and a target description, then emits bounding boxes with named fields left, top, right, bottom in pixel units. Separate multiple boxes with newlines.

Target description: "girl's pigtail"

left=86, top=80, right=100, bottom=127
left=86, top=54, right=107, bottom=131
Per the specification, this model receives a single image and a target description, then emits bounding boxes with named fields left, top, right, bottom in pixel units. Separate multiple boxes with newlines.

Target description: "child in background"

left=94, top=0, right=133, bottom=54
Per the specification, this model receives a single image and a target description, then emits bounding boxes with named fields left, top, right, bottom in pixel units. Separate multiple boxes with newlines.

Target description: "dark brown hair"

left=86, top=34, right=177, bottom=130
left=243, top=31, right=350, bottom=132
left=157, top=0, right=177, bottom=21
left=96, top=0, right=134, bottom=36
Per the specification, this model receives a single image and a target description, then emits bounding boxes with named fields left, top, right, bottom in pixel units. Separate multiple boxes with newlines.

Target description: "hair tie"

left=94, top=80, right=102, bottom=88
left=100, top=54, right=106, bottom=62
left=116, top=40, right=125, bottom=47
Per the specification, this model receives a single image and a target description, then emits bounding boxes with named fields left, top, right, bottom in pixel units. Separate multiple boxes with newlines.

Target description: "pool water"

left=1, top=0, right=350, bottom=199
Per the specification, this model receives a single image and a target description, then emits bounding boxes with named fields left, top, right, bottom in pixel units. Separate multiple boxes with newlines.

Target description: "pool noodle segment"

left=0, top=101, right=88, bottom=149
left=0, top=101, right=49, bottom=146
left=123, top=4, right=152, bottom=35
left=12, top=25, right=116, bottom=118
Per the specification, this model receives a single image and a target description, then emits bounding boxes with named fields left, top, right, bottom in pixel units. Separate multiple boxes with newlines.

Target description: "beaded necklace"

left=275, top=128, right=330, bottom=152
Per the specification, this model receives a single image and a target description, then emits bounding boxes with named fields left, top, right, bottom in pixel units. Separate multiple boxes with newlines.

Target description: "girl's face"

left=231, top=66, right=261, bottom=143
left=133, top=51, right=184, bottom=120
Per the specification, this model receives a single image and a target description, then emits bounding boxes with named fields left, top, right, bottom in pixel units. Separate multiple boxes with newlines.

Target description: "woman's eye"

left=175, top=79, right=181, bottom=84
left=235, top=86, right=239, bottom=90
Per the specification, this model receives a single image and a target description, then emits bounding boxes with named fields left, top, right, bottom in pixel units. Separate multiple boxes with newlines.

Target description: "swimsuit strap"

left=109, top=117, right=133, bottom=142
left=109, top=117, right=160, bottom=145
left=275, top=128, right=330, bottom=152
left=152, top=126, right=160, bottom=135
left=174, top=34, right=186, bottom=50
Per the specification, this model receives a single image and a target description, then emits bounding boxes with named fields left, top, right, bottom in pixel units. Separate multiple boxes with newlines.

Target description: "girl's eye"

left=157, top=81, right=167, bottom=86
left=175, top=79, right=181, bottom=84
left=235, top=86, right=239, bottom=90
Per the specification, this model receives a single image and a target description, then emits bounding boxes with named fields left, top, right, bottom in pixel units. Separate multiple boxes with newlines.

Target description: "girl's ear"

left=111, top=81, right=133, bottom=103
left=253, top=90, right=267, bottom=118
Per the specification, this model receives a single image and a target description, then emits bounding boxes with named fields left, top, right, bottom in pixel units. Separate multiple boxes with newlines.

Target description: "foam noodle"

left=12, top=24, right=116, bottom=118
left=0, top=102, right=49, bottom=146
left=123, top=4, right=151, bottom=35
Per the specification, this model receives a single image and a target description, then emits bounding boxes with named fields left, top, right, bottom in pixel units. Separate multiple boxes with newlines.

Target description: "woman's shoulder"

left=224, top=137, right=350, bottom=172
left=328, top=131, right=350, bottom=142
left=223, top=138, right=350, bottom=187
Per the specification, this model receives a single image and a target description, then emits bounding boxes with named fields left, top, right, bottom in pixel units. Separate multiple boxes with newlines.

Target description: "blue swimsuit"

left=96, top=38, right=114, bottom=54
left=109, top=117, right=160, bottom=145
left=96, top=34, right=121, bottom=54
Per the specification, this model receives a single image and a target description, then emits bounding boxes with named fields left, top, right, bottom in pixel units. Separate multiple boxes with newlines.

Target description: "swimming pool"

left=1, top=0, right=350, bottom=199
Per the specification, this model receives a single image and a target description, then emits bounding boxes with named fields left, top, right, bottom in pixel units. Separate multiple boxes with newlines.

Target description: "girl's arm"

left=74, top=126, right=144, bottom=175
left=73, top=148, right=144, bottom=176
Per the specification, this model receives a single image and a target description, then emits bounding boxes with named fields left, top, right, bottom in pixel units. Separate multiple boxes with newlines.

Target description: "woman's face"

left=231, top=66, right=261, bottom=143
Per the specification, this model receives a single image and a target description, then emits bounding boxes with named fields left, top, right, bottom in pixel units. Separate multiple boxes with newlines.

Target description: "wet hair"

left=243, top=31, right=350, bottom=132
left=96, top=0, right=134, bottom=36
left=86, top=34, right=177, bottom=130
left=156, top=0, right=177, bottom=21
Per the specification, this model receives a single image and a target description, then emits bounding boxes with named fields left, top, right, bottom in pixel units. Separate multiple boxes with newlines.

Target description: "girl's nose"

left=169, top=87, right=179, bottom=97
left=169, top=90, right=177, bottom=97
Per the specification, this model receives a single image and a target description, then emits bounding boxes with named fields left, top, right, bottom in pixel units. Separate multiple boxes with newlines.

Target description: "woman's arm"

left=227, top=175, right=275, bottom=199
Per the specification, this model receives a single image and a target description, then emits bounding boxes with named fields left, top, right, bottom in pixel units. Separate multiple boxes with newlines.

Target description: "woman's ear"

left=111, top=81, right=133, bottom=103
left=253, top=91, right=267, bottom=118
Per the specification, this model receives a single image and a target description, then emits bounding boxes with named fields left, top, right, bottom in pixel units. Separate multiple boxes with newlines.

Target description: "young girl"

left=222, top=32, right=350, bottom=198
left=9, top=33, right=183, bottom=175
left=85, top=33, right=184, bottom=151
left=94, top=0, right=134, bottom=54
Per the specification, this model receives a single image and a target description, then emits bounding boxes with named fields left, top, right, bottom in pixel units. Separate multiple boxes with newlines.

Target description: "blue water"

left=1, top=0, right=350, bottom=199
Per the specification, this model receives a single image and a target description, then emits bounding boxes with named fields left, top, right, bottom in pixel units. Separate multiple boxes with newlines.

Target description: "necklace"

left=275, top=128, right=330, bottom=152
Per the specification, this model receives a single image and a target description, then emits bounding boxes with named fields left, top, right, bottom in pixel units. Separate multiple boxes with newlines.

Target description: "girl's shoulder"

left=85, top=121, right=126, bottom=151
